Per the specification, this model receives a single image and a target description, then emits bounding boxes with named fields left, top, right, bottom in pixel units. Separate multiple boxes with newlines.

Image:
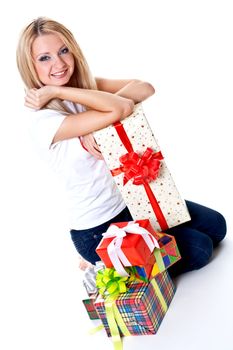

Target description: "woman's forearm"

left=50, top=86, right=134, bottom=143
left=55, top=86, right=134, bottom=112
left=96, top=78, right=155, bottom=103
left=115, top=80, right=155, bottom=103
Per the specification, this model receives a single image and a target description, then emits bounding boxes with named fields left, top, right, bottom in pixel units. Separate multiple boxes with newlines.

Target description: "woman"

left=16, top=17, right=226, bottom=276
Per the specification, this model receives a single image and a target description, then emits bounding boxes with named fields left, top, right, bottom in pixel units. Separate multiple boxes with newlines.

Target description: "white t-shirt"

left=28, top=101, right=126, bottom=230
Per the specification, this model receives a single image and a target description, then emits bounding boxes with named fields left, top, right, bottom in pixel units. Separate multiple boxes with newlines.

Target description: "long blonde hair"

left=16, top=17, right=97, bottom=113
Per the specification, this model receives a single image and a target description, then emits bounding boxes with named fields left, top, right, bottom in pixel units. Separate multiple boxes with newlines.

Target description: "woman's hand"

left=80, top=133, right=104, bottom=160
left=24, top=85, right=57, bottom=110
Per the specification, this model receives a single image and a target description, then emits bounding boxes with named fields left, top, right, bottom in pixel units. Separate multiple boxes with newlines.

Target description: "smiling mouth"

left=51, top=69, right=68, bottom=78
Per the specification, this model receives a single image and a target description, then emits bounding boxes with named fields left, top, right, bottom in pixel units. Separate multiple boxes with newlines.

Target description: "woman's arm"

left=54, top=86, right=134, bottom=143
left=81, top=78, right=155, bottom=158
left=95, top=78, right=155, bottom=103
left=25, top=85, right=134, bottom=144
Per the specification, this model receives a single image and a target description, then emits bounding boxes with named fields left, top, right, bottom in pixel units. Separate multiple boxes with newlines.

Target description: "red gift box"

left=96, top=219, right=160, bottom=274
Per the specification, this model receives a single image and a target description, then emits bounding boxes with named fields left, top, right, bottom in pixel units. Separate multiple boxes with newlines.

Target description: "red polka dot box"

left=94, top=103, right=191, bottom=231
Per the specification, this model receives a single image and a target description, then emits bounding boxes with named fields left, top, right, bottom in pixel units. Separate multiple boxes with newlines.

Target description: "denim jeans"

left=70, top=200, right=227, bottom=276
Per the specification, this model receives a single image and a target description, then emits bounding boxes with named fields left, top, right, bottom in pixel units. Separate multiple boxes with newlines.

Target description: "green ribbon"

left=96, top=267, right=135, bottom=301
left=96, top=267, right=136, bottom=350
left=153, top=248, right=166, bottom=272
left=105, top=301, right=130, bottom=350
left=151, top=278, right=168, bottom=312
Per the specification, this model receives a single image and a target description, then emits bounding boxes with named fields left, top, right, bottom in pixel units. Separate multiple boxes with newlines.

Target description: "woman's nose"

left=53, top=55, right=66, bottom=68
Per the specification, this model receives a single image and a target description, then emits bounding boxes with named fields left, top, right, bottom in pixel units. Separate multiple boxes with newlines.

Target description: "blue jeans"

left=70, top=201, right=227, bottom=276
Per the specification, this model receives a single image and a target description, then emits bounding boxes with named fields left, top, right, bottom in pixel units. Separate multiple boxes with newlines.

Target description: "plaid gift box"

left=94, top=270, right=176, bottom=337
left=94, top=103, right=191, bottom=231
left=82, top=293, right=99, bottom=320
left=81, top=265, right=102, bottom=320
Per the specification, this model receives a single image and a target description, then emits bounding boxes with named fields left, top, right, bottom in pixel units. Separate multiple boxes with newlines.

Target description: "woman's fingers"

left=81, top=134, right=104, bottom=160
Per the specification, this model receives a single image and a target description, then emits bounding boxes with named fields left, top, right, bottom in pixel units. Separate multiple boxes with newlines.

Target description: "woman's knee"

left=192, top=246, right=213, bottom=270
left=215, top=211, right=227, bottom=243
left=188, top=235, right=213, bottom=270
left=173, top=229, right=214, bottom=272
left=168, top=233, right=213, bottom=276
left=185, top=201, right=227, bottom=246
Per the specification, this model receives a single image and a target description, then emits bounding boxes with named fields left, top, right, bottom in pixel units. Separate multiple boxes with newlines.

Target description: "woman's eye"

left=60, top=47, right=69, bottom=55
left=38, top=55, right=50, bottom=62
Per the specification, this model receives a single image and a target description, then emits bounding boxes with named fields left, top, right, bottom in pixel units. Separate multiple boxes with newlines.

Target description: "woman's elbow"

left=121, top=99, right=134, bottom=118
left=143, top=82, right=155, bottom=98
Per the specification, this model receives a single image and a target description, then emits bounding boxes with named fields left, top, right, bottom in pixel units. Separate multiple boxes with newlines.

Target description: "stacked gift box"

left=95, top=270, right=175, bottom=337
left=96, top=219, right=181, bottom=281
left=81, top=265, right=100, bottom=320
left=82, top=294, right=99, bottom=320
left=81, top=104, right=191, bottom=347
left=94, top=219, right=179, bottom=341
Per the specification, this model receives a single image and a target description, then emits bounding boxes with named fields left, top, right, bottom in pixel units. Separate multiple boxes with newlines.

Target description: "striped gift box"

left=94, top=270, right=176, bottom=337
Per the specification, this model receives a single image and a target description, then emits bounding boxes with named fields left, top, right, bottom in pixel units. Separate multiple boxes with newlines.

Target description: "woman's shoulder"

left=26, top=107, right=67, bottom=151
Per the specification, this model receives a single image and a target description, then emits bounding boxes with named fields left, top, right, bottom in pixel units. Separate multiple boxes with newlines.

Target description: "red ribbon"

left=111, top=121, right=169, bottom=231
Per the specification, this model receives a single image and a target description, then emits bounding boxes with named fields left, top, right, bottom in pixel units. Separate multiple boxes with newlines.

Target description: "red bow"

left=111, top=148, right=163, bottom=186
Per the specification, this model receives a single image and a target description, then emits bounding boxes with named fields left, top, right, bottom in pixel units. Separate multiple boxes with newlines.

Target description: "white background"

left=1, top=1, right=233, bottom=349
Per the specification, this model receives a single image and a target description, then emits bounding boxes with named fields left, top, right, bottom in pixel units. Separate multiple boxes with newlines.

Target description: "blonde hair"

left=16, top=17, right=97, bottom=113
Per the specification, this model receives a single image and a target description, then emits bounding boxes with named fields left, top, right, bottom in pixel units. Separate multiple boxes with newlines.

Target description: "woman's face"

left=32, top=33, right=75, bottom=86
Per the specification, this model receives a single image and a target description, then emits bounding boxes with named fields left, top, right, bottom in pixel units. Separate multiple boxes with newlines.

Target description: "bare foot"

left=78, top=256, right=93, bottom=271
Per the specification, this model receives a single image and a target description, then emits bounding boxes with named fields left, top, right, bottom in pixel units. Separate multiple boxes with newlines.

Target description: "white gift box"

left=94, top=103, right=191, bottom=231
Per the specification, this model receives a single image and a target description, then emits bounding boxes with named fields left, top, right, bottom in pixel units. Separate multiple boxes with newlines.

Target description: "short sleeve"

left=28, top=108, right=66, bottom=151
